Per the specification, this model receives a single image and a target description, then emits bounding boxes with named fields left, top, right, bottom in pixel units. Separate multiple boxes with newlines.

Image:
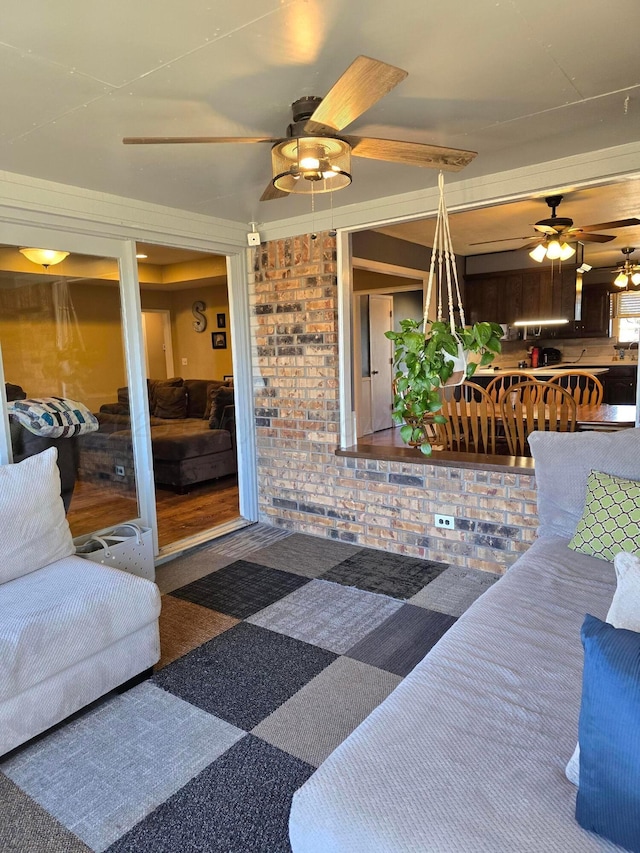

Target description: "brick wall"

left=248, top=231, right=538, bottom=574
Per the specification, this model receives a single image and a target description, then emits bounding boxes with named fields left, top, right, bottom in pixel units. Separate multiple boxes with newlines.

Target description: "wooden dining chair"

left=499, top=381, right=577, bottom=456
left=547, top=370, right=604, bottom=406
left=485, top=371, right=542, bottom=404
left=435, top=381, right=496, bottom=454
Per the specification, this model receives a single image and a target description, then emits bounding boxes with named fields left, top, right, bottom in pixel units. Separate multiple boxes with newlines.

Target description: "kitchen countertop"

left=474, top=365, right=611, bottom=377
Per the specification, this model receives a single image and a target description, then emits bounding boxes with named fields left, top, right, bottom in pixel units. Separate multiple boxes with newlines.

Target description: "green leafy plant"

left=384, top=318, right=503, bottom=455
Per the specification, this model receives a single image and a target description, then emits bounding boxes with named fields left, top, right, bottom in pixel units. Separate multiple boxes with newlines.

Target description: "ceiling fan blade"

left=468, top=235, right=533, bottom=246
left=259, top=182, right=289, bottom=202
left=304, top=56, right=408, bottom=135
left=123, top=136, right=283, bottom=145
left=345, top=136, right=476, bottom=171
left=578, top=218, right=640, bottom=231
left=576, top=232, right=617, bottom=243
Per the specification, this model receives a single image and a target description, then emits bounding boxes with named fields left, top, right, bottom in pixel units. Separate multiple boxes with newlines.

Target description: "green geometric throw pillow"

left=569, top=470, right=640, bottom=563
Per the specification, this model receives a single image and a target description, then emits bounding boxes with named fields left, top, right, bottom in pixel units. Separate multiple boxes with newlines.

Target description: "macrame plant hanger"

left=423, top=171, right=467, bottom=385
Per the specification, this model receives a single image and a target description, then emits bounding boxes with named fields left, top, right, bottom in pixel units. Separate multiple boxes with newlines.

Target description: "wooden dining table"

left=575, top=403, right=637, bottom=429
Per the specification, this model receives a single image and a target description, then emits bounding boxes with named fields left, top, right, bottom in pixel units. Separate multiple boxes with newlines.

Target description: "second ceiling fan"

left=471, top=194, right=640, bottom=260
left=123, top=55, right=477, bottom=202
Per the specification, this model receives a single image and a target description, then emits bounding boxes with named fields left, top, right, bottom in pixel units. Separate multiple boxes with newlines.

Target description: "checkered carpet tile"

left=0, top=529, right=500, bottom=853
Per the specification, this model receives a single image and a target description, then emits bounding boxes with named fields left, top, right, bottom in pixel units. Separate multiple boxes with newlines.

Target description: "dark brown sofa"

left=5, top=383, right=78, bottom=511
left=77, top=378, right=236, bottom=493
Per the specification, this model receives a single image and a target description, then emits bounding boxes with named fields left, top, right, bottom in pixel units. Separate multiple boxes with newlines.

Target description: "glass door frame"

left=0, top=222, right=157, bottom=548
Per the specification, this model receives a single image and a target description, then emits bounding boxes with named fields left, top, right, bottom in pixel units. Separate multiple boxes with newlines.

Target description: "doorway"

left=142, top=310, right=173, bottom=379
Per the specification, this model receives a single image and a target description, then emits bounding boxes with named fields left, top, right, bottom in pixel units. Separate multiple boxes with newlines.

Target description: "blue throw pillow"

left=576, top=614, right=640, bottom=852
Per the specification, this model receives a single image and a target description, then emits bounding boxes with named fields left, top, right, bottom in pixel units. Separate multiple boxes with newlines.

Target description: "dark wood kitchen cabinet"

left=463, top=268, right=612, bottom=339
left=602, top=365, right=637, bottom=404
left=571, top=282, right=612, bottom=337
left=464, top=267, right=576, bottom=325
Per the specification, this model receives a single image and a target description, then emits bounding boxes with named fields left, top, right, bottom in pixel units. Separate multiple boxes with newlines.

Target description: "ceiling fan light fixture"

left=19, top=247, right=69, bottom=268
left=632, top=272, right=640, bottom=286
left=559, top=242, right=576, bottom=261
left=271, top=136, right=352, bottom=194
left=614, top=271, right=629, bottom=288
left=545, top=238, right=562, bottom=260
left=529, top=243, right=547, bottom=263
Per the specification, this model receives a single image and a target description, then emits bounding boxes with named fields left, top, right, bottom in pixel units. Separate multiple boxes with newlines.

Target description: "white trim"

left=118, top=240, right=158, bottom=555
left=0, top=343, right=10, bottom=466
left=352, top=258, right=428, bottom=279
left=337, top=231, right=355, bottom=448
left=259, top=141, right=640, bottom=242
left=0, top=169, right=247, bottom=252
left=228, top=249, right=258, bottom=522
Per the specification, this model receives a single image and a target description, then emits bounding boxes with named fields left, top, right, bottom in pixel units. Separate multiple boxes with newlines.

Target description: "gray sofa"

left=78, top=377, right=236, bottom=492
left=289, top=427, right=640, bottom=852
left=0, top=448, right=161, bottom=757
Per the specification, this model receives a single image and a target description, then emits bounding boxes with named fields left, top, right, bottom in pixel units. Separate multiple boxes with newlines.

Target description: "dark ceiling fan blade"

left=578, top=218, right=640, bottom=231
left=259, top=182, right=289, bottom=202
left=468, top=235, right=534, bottom=246
left=123, top=136, right=283, bottom=145
left=303, top=56, right=408, bottom=135
left=576, top=232, right=617, bottom=243
left=345, top=136, right=476, bottom=171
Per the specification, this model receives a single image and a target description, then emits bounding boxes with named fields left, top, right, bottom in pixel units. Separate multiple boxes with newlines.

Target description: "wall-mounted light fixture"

left=19, top=247, right=69, bottom=269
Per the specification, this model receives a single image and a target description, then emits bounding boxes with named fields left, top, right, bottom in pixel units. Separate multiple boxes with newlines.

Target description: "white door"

left=369, top=294, right=394, bottom=432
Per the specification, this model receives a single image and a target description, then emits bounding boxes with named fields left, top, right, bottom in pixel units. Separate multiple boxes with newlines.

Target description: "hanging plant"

left=385, top=173, right=503, bottom=455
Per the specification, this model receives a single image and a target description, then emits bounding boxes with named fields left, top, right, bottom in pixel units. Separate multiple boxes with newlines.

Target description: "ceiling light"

left=559, top=242, right=576, bottom=261
left=513, top=319, right=570, bottom=327
left=19, top=247, right=69, bottom=269
left=271, top=136, right=352, bottom=194
left=613, top=248, right=640, bottom=290
left=136, top=253, right=148, bottom=259
left=545, top=239, right=562, bottom=260
left=529, top=239, right=576, bottom=263
left=529, top=243, right=547, bottom=263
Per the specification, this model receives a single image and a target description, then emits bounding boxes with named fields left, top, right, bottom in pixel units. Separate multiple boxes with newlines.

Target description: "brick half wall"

left=249, top=231, right=538, bottom=574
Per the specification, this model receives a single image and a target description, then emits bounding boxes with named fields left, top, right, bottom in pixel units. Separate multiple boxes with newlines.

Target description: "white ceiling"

left=2, top=0, right=640, bottom=249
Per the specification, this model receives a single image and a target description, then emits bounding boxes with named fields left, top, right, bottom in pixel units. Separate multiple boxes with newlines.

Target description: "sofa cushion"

left=566, top=550, right=640, bottom=786
left=0, top=448, right=74, bottom=583
left=528, top=428, right=640, bottom=539
left=9, top=397, right=98, bottom=438
left=569, top=470, right=640, bottom=562
left=153, top=385, right=188, bottom=419
left=151, top=421, right=232, bottom=461
left=208, top=386, right=234, bottom=429
left=0, top=554, right=160, bottom=702
left=201, top=380, right=231, bottom=420
left=575, top=614, right=640, bottom=851
left=5, top=383, right=26, bottom=402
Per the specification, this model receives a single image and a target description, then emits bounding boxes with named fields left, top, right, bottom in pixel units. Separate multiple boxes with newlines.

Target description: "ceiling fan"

left=470, top=194, right=640, bottom=258
left=123, top=55, right=477, bottom=202
left=612, top=247, right=640, bottom=288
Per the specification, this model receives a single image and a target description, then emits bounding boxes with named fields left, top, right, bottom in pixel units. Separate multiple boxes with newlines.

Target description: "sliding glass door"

left=0, top=226, right=156, bottom=549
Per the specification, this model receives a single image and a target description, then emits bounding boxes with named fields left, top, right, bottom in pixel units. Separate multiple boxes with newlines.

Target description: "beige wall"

left=1, top=276, right=231, bottom=410
left=0, top=279, right=126, bottom=412
left=170, top=282, right=232, bottom=380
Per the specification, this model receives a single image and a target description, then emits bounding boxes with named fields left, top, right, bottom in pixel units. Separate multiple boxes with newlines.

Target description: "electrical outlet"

left=114, top=465, right=125, bottom=477
left=181, top=357, right=188, bottom=365
left=435, top=514, right=455, bottom=530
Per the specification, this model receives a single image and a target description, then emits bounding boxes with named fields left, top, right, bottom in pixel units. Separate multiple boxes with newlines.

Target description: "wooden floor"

left=356, top=427, right=409, bottom=448
left=67, top=475, right=240, bottom=549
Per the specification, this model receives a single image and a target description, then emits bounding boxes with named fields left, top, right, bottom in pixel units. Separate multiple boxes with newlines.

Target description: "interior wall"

left=0, top=279, right=126, bottom=412
left=171, top=283, right=232, bottom=379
